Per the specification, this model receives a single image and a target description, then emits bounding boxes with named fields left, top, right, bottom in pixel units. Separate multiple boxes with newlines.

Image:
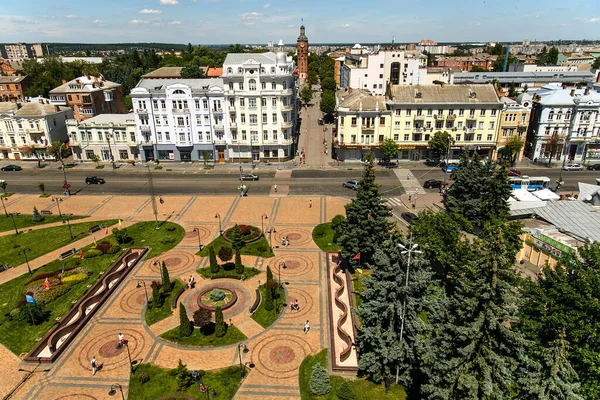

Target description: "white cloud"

left=168, top=20, right=181, bottom=24
left=159, top=0, right=179, bottom=4
left=93, top=19, right=103, bottom=23
left=65, top=14, right=77, bottom=19
left=584, top=17, right=600, bottom=23
left=130, top=19, right=150, bottom=24
left=139, top=9, right=163, bottom=14
left=475, top=22, right=481, bottom=26
left=342, top=23, right=351, bottom=28
left=263, top=3, right=270, bottom=8
left=240, top=12, right=264, bottom=22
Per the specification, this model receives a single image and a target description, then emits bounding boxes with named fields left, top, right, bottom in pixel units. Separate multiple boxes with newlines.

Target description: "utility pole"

left=58, top=143, right=70, bottom=196
left=146, top=166, right=159, bottom=229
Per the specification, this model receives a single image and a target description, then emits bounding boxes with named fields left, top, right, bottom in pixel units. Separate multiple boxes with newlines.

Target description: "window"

left=153, top=100, right=158, bottom=110
left=273, top=130, right=278, bottom=140
left=161, top=100, right=166, bottom=110
left=379, top=74, right=383, bottom=79
left=272, top=113, right=277, bottom=123
left=436, top=121, right=443, bottom=129
left=455, top=134, right=461, bottom=141
left=240, top=98, right=245, bottom=107
left=229, top=82, right=234, bottom=90
left=262, top=113, right=267, bottom=123
left=373, top=84, right=377, bottom=89
left=480, top=109, right=486, bottom=116
left=351, top=117, right=357, bottom=126
left=406, top=109, right=411, bottom=116
left=98, top=132, right=103, bottom=141
left=448, top=109, right=454, bottom=115
left=380, top=63, right=384, bottom=68
left=232, top=131, right=237, bottom=141
left=179, top=132, right=186, bottom=142
left=548, top=111, right=554, bottom=120
left=241, top=114, right=246, bottom=123
left=271, top=82, right=276, bottom=90
left=489, top=122, right=495, bottom=129
left=163, top=116, right=168, bottom=125
left=416, top=109, right=423, bottom=116
left=469, top=109, right=476, bottom=117
left=263, top=130, right=268, bottom=140
left=251, top=131, right=258, bottom=142
left=283, top=82, right=287, bottom=90
left=458, top=121, right=463, bottom=128
left=404, top=134, right=409, bottom=141
left=395, top=121, right=401, bottom=130
left=478, top=122, right=484, bottom=129
left=487, top=134, right=493, bottom=141
left=250, top=115, right=257, bottom=125
left=261, top=82, right=266, bottom=89
left=395, top=109, right=401, bottom=116
left=380, top=117, right=385, bottom=126
left=272, top=98, right=277, bottom=107
left=405, top=121, right=411, bottom=129
left=459, top=109, right=465, bottom=116
left=491, top=109, right=497, bottom=116
left=426, top=121, right=432, bottom=129
left=393, top=134, right=399, bottom=141
left=425, top=134, right=430, bottom=141
left=249, top=98, right=257, bottom=109
left=194, top=100, right=200, bottom=109
left=476, top=134, right=482, bottom=141
left=242, top=130, right=247, bottom=140
left=521, top=114, right=527, bottom=124
left=239, top=83, right=244, bottom=90
left=261, top=98, right=267, bottom=107
left=155, top=115, right=161, bottom=125
left=204, top=115, right=209, bottom=125
left=249, top=79, right=257, bottom=91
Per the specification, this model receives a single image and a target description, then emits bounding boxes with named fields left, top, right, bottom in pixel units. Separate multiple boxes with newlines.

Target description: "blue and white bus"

left=509, top=176, right=550, bottom=191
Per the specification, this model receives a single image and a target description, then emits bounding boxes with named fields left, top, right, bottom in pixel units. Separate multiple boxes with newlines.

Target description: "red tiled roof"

left=206, top=67, right=223, bottom=77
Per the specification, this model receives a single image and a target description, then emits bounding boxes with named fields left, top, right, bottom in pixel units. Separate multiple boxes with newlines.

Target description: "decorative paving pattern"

left=118, top=286, right=148, bottom=315
left=183, top=226, right=211, bottom=244
left=186, top=282, right=250, bottom=319
left=52, top=395, right=98, bottom=400
left=77, top=328, right=146, bottom=372
left=151, top=251, right=197, bottom=277
left=267, top=254, right=315, bottom=278
left=250, top=334, right=313, bottom=379
left=281, top=287, right=315, bottom=318
left=98, top=341, right=126, bottom=358
left=273, top=227, right=313, bottom=246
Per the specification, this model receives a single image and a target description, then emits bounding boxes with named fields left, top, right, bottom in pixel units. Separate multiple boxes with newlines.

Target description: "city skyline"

left=1, top=0, right=599, bottom=45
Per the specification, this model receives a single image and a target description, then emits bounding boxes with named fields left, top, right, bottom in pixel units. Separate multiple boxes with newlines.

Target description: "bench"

left=171, top=287, right=185, bottom=309
left=249, top=288, right=261, bottom=314
left=40, top=210, right=53, bottom=215
left=89, top=225, right=102, bottom=234
left=59, top=248, right=77, bottom=260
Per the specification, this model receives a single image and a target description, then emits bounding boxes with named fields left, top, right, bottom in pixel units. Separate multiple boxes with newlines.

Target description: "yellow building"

left=385, top=84, right=502, bottom=160
left=495, top=93, right=532, bottom=163
left=334, top=89, right=391, bottom=160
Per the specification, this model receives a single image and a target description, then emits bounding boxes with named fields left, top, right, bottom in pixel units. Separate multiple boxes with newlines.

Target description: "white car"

left=562, top=164, right=584, bottom=171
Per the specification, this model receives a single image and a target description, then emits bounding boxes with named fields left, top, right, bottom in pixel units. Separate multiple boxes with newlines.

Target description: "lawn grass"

left=0, top=214, right=87, bottom=233
left=351, top=271, right=366, bottom=309
left=144, top=279, right=185, bottom=326
left=160, top=325, right=247, bottom=347
left=0, top=219, right=118, bottom=268
left=127, top=221, right=185, bottom=258
left=299, top=349, right=407, bottom=400
left=251, top=284, right=286, bottom=329
left=0, top=221, right=185, bottom=356
left=198, top=235, right=274, bottom=258
left=312, top=223, right=342, bottom=252
left=197, top=264, right=262, bottom=280
left=129, top=363, right=245, bottom=400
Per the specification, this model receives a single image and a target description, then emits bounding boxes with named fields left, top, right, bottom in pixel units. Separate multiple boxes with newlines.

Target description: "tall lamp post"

left=238, top=343, right=249, bottom=378
left=146, top=165, right=159, bottom=229
left=443, top=134, right=452, bottom=184
left=9, top=212, right=20, bottom=235
left=261, top=214, right=268, bottom=236
left=58, top=143, right=71, bottom=196
left=192, top=228, right=203, bottom=251
left=278, top=261, right=287, bottom=287
left=106, top=133, right=116, bottom=170
left=52, top=196, right=63, bottom=218
left=108, top=383, right=125, bottom=400
left=394, top=237, right=422, bottom=384
left=0, top=196, right=8, bottom=217
left=137, top=281, right=149, bottom=304
left=20, top=247, right=32, bottom=275
left=214, top=213, right=222, bottom=235
left=267, top=227, right=277, bottom=251
left=63, top=214, right=74, bottom=240
left=557, top=137, right=569, bottom=192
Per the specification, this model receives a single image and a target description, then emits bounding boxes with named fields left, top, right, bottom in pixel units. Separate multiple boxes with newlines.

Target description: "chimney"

left=62, top=79, right=67, bottom=84
left=38, top=99, right=44, bottom=104
left=570, top=89, right=575, bottom=97
left=55, top=105, right=60, bottom=112
left=584, top=88, right=590, bottom=95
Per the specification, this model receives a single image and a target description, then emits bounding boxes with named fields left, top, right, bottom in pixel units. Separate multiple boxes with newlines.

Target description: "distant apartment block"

left=416, top=39, right=452, bottom=55
left=0, top=76, right=30, bottom=102
left=0, top=43, right=48, bottom=59
left=434, top=55, right=497, bottom=72
left=453, top=70, right=595, bottom=93
left=557, top=52, right=596, bottom=65
left=49, top=76, right=126, bottom=121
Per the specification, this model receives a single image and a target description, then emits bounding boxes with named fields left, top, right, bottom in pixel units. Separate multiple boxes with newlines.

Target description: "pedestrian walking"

left=286, top=238, right=290, bottom=247
left=189, top=275, right=195, bottom=288
left=274, top=184, right=278, bottom=192
left=325, top=149, right=328, bottom=156
left=159, top=195, right=164, bottom=204
left=309, top=199, right=312, bottom=208
left=118, top=333, right=124, bottom=347
left=304, top=320, right=310, bottom=334
left=406, top=173, right=411, bottom=180
left=91, top=356, right=97, bottom=375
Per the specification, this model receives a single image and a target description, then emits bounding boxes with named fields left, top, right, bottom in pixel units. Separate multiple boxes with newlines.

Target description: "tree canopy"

left=428, top=131, right=453, bottom=159
left=379, top=138, right=399, bottom=161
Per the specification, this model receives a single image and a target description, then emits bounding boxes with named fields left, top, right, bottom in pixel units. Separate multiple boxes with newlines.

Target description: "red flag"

left=351, top=253, right=360, bottom=261
left=79, top=249, right=84, bottom=259
left=44, top=277, right=50, bottom=290
left=104, top=228, right=109, bottom=237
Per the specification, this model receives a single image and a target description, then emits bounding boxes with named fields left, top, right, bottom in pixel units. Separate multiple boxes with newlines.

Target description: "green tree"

left=229, top=224, right=244, bottom=251
left=0, top=180, right=7, bottom=195
left=47, top=140, right=70, bottom=161
left=300, top=85, right=313, bottom=106
left=266, top=265, right=274, bottom=287
left=202, top=151, right=213, bottom=166
left=488, top=43, right=506, bottom=56
left=309, top=364, right=331, bottom=396
left=193, top=308, right=212, bottom=332
left=546, top=130, right=565, bottom=167
left=209, top=246, right=219, bottom=273
left=503, top=135, right=524, bottom=166
left=151, top=281, right=162, bottom=308
left=428, top=130, right=453, bottom=159
left=548, top=46, right=559, bottom=65
left=178, top=302, right=193, bottom=337
left=91, top=154, right=101, bottom=167
left=470, top=65, right=487, bottom=72
left=19, top=302, right=46, bottom=325
left=264, top=281, right=274, bottom=311
left=336, top=381, right=356, bottom=400
left=320, top=76, right=336, bottom=91
left=180, top=65, right=206, bottom=79
left=234, top=249, right=243, bottom=274
left=535, top=332, right=583, bottom=400
left=214, top=306, right=225, bottom=337
left=38, top=182, right=45, bottom=195
left=379, top=138, right=399, bottom=161
left=218, top=246, right=233, bottom=264
left=173, top=359, right=193, bottom=391
left=161, top=261, right=172, bottom=293
left=319, top=90, right=336, bottom=114
left=593, top=56, right=600, bottom=69
left=337, top=153, right=393, bottom=266
left=493, top=53, right=519, bottom=72
left=124, top=95, right=133, bottom=111
left=32, top=206, right=44, bottom=222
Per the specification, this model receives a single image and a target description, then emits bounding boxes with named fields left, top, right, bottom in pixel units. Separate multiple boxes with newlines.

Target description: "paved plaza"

left=1, top=192, right=349, bottom=399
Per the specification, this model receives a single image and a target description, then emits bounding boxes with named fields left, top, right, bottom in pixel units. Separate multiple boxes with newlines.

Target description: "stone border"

left=221, top=225, right=263, bottom=245
left=196, top=287, right=238, bottom=312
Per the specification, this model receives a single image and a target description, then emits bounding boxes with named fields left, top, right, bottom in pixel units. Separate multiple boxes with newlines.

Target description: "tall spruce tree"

left=178, top=302, right=193, bottom=337
left=209, top=246, right=219, bottom=273
left=421, top=224, right=540, bottom=399
left=214, top=306, right=225, bottom=337
left=337, top=153, right=393, bottom=265
left=357, top=235, right=433, bottom=385
left=161, top=261, right=172, bottom=293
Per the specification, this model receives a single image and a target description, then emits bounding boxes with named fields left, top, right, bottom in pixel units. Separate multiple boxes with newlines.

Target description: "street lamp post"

left=108, top=384, right=125, bottom=400
left=21, top=247, right=32, bottom=275
left=58, top=143, right=71, bottom=197
left=63, top=214, right=74, bottom=240
left=261, top=214, right=268, bottom=236
left=9, top=212, right=20, bottom=235
left=394, top=236, right=422, bottom=384
left=124, top=340, right=133, bottom=372
left=52, top=197, right=63, bottom=218
left=238, top=343, right=249, bottom=378
left=145, top=165, right=159, bottom=229
left=0, top=196, right=8, bottom=218
left=137, top=281, right=149, bottom=304
left=278, top=262, right=286, bottom=287
left=106, top=134, right=116, bottom=170
left=267, top=227, right=277, bottom=251
left=193, top=228, right=203, bottom=251
left=214, top=213, right=222, bottom=235
left=557, top=137, right=569, bottom=192
left=443, top=135, right=452, bottom=184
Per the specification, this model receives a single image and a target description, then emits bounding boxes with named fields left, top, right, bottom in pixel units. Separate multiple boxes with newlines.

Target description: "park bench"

left=59, top=248, right=77, bottom=260
left=40, top=210, right=53, bottom=215
left=171, top=287, right=186, bottom=309
left=89, top=225, right=102, bottom=234
left=249, top=288, right=261, bottom=314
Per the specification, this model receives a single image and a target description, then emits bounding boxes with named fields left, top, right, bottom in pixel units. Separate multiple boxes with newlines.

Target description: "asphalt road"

left=0, top=166, right=597, bottom=197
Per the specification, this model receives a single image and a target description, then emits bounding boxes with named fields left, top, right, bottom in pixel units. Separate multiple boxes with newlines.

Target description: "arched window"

left=260, top=67, right=265, bottom=73
left=270, top=67, right=276, bottom=74
left=249, top=79, right=257, bottom=91
left=227, top=67, right=233, bottom=74
left=548, top=111, right=554, bottom=120
left=565, top=111, right=571, bottom=121
left=173, top=89, right=185, bottom=95
left=237, top=67, right=243, bottom=74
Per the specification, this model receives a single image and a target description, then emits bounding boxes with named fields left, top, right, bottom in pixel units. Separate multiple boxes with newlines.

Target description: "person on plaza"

left=304, top=320, right=310, bottom=334
left=294, top=299, right=299, bottom=311
left=309, top=199, right=312, bottom=208
left=274, top=184, right=278, bottom=193
left=159, top=195, right=164, bottom=204
left=189, top=275, right=195, bottom=289
left=118, top=333, right=124, bottom=347
left=281, top=236, right=286, bottom=246
left=91, top=356, right=97, bottom=375
left=286, top=237, right=290, bottom=247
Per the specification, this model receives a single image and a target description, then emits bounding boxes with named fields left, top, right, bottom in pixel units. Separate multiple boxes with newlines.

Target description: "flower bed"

left=222, top=224, right=262, bottom=244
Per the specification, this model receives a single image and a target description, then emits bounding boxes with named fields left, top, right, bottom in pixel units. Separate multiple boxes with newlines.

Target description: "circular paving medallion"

left=53, top=395, right=98, bottom=400
left=282, top=287, right=314, bottom=318
left=251, top=334, right=312, bottom=379
left=151, top=251, right=197, bottom=276
left=119, top=287, right=148, bottom=315
left=77, top=328, right=145, bottom=372
left=164, top=257, right=182, bottom=267
left=274, top=227, right=312, bottom=246
left=98, top=341, right=125, bottom=358
left=269, top=345, right=296, bottom=364
left=268, top=254, right=314, bottom=278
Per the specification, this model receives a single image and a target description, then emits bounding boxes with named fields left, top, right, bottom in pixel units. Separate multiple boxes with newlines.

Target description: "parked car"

left=508, top=168, right=521, bottom=176
left=423, top=179, right=442, bottom=189
left=240, top=173, right=259, bottom=181
left=401, top=212, right=419, bottom=223
left=1, top=165, right=22, bottom=171
left=442, top=164, right=459, bottom=173
left=85, top=176, right=105, bottom=184
left=378, top=159, right=398, bottom=168
left=424, top=159, right=441, bottom=167
left=342, top=180, right=360, bottom=190
left=563, top=163, right=584, bottom=171
left=587, top=164, right=600, bottom=171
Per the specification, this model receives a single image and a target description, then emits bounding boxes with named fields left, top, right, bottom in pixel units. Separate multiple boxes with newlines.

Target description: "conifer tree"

left=178, top=302, right=193, bottom=337
left=32, top=206, right=44, bottom=222
left=235, top=249, right=243, bottom=274
left=214, top=306, right=225, bottom=337
left=309, top=364, right=331, bottom=396
left=161, top=261, right=172, bottom=293
left=266, top=265, right=274, bottom=286
left=151, top=281, right=162, bottom=308
left=209, top=246, right=219, bottom=273
left=264, top=282, right=274, bottom=311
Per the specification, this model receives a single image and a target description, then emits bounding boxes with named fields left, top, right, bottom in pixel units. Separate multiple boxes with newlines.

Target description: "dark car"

left=378, top=159, right=398, bottom=168
left=423, top=179, right=442, bottom=189
left=1, top=165, right=22, bottom=171
left=342, top=180, right=360, bottom=190
left=508, top=168, right=521, bottom=176
left=85, top=176, right=105, bottom=185
left=240, top=173, right=259, bottom=181
left=424, top=159, right=441, bottom=167
left=587, top=164, right=600, bottom=171
left=401, top=212, right=419, bottom=223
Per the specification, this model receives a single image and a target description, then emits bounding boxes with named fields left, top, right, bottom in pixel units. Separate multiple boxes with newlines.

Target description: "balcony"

left=32, top=142, right=48, bottom=149
left=281, top=121, right=293, bottom=128
left=230, top=122, right=237, bottom=130
left=172, top=108, right=190, bottom=114
left=361, top=126, right=375, bottom=133
left=140, top=125, right=151, bottom=132
left=414, top=127, right=424, bottom=133
left=69, top=140, right=81, bottom=147
left=139, top=140, right=154, bottom=146
left=215, top=124, right=224, bottom=131
left=465, top=127, right=476, bottom=134
left=137, top=108, right=148, bottom=114
left=128, top=142, right=139, bottom=147
left=26, top=128, right=44, bottom=134
left=212, top=108, right=223, bottom=114
left=446, top=114, right=456, bottom=121
left=282, top=103, right=293, bottom=111
left=434, top=114, right=444, bottom=119
left=49, top=97, right=66, bottom=106
left=413, top=115, right=425, bottom=121
left=466, top=115, right=477, bottom=121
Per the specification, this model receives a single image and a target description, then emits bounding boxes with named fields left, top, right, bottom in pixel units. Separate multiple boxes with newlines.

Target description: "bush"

left=61, top=273, right=88, bottom=284
left=337, top=381, right=356, bottom=400
left=137, top=372, right=150, bottom=384
left=313, top=225, right=326, bottom=239
left=166, top=226, right=176, bottom=232
left=255, top=244, right=268, bottom=253
left=32, top=206, right=44, bottom=222
left=238, top=224, right=252, bottom=235
left=309, top=364, right=331, bottom=396
left=264, top=284, right=274, bottom=311
left=218, top=246, right=233, bottom=263
left=161, top=237, right=176, bottom=244
left=193, top=308, right=212, bottom=330
left=209, top=289, right=226, bottom=302
left=95, top=242, right=112, bottom=254
left=107, top=244, right=121, bottom=254
left=112, top=227, right=132, bottom=244
left=85, top=249, right=103, bottom=258
left=209, top=246, right=219, bottom=274
left=235, top=250, right=243, bottom=274
left=214, top=306, right=225, bottom=337
left=19, top=303, right=46, bottom=325
left=179, top=303, right=193, bottom=338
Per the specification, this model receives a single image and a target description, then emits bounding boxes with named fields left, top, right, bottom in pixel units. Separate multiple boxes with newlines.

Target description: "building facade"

left=297, top=25, right=308, bottom=80
left=66, top=114, right=140, bottom=162
left=0, top=43, right=48, bottom=59
left=495, top=93, right=532, bottom=162
left=385, top=84, right=502, bottom=160
left=0, top=76, right=29, bottom=102
left=130, top=79, right=226, bottom=162
left=49, top=76, right=126, bottom=121
left=525, top=86, right=600, bottom=164
left=222, top=49, right=297, bottom=162
left=434, top=55, right=497, bottom=72
left=0, top=101, right=73, bottom=160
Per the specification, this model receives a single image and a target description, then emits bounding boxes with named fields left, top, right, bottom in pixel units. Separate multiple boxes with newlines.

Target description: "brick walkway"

left=2, top=194, right=350, bottom=399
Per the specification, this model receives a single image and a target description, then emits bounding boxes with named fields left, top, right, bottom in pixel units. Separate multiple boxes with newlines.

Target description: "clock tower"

left=296, top=22, right=308, bottom=80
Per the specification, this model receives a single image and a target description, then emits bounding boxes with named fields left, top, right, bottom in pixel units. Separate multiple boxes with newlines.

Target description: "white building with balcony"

left=526, top=85, right=600, bottom=164
left=222, top=44, right=297, bottom=162
left=66, top=114, right=139, bottom=163
left=130, top=78, right=226, bottom=162
left=0, top=100, right=73, bottom=161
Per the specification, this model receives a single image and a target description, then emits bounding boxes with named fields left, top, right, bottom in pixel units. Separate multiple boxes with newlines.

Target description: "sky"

left=1, top=0, right=599, bottom=45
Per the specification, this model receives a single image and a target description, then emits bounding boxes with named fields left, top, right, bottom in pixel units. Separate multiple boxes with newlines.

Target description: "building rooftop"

left=49, top=75, right=121, bottom=94
left=223, top=52, right=283, bottom=66
left=388, top=84, right=500, bottom=104
left=454, top=71, right=595, bottom=84
left=0, top=75, right=28, bottom=84
left=337, top=89, right=387, bottom=111
left=134, top=78, right=224, bottom=91
left=535, top=86, right=600, bottom=106
left=206, top=67, right=223, bottom=77
left=15, top=102, right=70, bottom=117
left=0, top=103, right=17, bottom=113
left=78, top=113, right=135, bottom=126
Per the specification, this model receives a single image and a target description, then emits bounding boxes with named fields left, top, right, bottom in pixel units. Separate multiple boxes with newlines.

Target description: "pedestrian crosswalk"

left=386, top=197, right=404, bottom=207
